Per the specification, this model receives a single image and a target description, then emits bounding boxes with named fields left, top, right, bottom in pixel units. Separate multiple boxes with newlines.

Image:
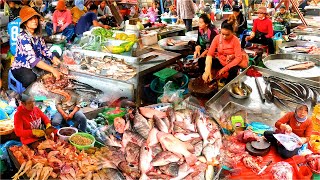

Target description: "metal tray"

left=289, top=34, right=320, bottom=42
left=279, top=41, right=320, bottom=54
left=292, top=26, right=320, bottom=35
left=262, top=54, right=320, bottom=81
left=158, top=36, right=197, bottom=50
left=205, top=66, right=320, bottom=127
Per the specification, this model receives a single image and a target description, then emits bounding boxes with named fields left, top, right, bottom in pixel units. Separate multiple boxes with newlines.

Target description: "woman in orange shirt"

left=264, top=104, right=313, bottom=159
left=202, top=20, right=243, bottom=83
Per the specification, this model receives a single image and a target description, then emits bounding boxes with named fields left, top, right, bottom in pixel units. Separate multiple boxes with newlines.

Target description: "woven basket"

left=0, top=121, right=14, bottom=135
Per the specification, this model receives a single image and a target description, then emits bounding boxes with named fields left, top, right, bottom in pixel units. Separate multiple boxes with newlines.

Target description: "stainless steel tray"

left=158, top=36, right=196, bottom=50
left=262, top=54, right=320, bottom=81
left=279, top=41, right=320, bottom=54
left=205, top=66, right=320, bottom=127
left=292, top=26, right=320, bottom=35
left=289, top=35, right=320, bottom=42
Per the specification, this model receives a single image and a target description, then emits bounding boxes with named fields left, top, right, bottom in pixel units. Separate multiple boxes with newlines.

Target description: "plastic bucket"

left=171, top=17, right=178, bottom=24
left=57, top=127, right=78, bottom=141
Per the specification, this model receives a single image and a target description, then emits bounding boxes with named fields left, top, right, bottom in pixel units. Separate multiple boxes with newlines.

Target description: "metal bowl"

left=185, top=30, right=198, bottom=39
left=49, top=34, right=67, bottom=43
left=228, top=82, right=252, bottom=99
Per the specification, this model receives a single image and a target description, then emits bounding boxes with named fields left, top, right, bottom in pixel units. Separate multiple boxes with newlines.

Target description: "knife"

left=255, top=77, right=266, bottom=102
left=139, top=55, right=159, bottom=63
left=257, top=160, right=272, bottom=175
left=139, top=59, right=166, bottom=64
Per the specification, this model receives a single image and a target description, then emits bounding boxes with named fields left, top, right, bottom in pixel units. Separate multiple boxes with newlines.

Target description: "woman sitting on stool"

left=245, top=6, right=275, bottom=54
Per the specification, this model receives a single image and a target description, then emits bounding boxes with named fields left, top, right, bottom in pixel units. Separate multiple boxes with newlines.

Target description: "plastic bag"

left=158, top=81, right=183, bottom=104
left=273, top=133, right=302, bottom=151
left=247, top=121, right=273, bottom=135
left=62, top=50, right=76, bottom=65
left=270, top=162, right=293, bottom=180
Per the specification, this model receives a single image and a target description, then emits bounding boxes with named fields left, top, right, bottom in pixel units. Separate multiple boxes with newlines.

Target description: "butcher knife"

left=139, top=55, right=159, bottom=63
left=255, top=77, right=266, bottom=102
left=257, top=160, right=272, bottom=175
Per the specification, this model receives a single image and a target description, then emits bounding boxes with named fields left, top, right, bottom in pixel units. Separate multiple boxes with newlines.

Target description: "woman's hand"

left=217, top=68, right=227, bottom=77
left=280, top=124, right=292, bottom=133
left=51, top=68, right=62, bottom=80
left=52, top=57, right=61, bottom=66
left=245, top=36, right=252, bottom=41
left=298, top=137, right=307, bottom=145
left=194, top=46, right=201, bottom=58
left=202, top=71, right=212, bottom=83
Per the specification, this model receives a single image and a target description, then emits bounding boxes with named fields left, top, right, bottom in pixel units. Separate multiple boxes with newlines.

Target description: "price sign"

left=7, top=18, right=21, bottom=55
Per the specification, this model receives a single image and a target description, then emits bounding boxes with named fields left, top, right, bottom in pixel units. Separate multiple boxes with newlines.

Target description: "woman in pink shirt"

left=45, top=0, right=75, bottom=41
left=202, top=20, right=244, bottom=83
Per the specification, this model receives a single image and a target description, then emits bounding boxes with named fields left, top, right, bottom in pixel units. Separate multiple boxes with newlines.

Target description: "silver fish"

left=122, top=130, right=145, bottom=148
left=139, top=143, right=153, bottom=180
left=154, top=115, right=169, bottom=133
left=133, top=112, right=151, bottom=139
left=102, top=168, right=126, bottom=180
left=151, top=151, right=180, bottom=166
left=159, top=163, right=179, bottom=177
left=195, top=111, right=210, bottom=148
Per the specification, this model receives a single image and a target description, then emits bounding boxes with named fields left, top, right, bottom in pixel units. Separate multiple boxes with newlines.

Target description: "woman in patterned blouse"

left=11, top=6, right=62, bottom=88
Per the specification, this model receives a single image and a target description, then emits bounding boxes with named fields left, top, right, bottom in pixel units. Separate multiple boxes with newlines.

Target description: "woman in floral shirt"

left=11, top=6, right=61, bottom=88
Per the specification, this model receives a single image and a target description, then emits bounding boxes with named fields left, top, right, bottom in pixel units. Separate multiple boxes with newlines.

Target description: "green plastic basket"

left=314, top=173, right=320, bottom=180
left=153, top=68, right=178, bottom=81
left=102, top=108, right=126, bottom=125
left=69, top=133, right=95, bottom=150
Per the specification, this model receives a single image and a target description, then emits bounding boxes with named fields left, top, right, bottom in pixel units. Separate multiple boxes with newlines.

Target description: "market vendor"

left=274, top=5, right=291, bottom=34
left=11, top=6, right=62, bottom=88
left=264, top=104, right=312, bottom=159
left=71, top=0, right=87, bottom=24
left=75, top=4, right=111, bottom=37
left=45, top=0, right=75, bottom=41
left=14, top=94, right=56, bottom=149
left=97, top=0, right=114, bottom=25
left=202, top=20, right=246, bottom=83
left=232, top=6, right=247, bottom=37
left=52, top=92, right=87, bottom=132
left=194, top=14, right=218, bottom=73
left=245, top=6, right=275, bottom=54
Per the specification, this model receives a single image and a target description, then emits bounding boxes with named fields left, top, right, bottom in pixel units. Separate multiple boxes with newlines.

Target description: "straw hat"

left=56, top=0, right=67, bottom=11
left=257, top=6, right=267, bottom=14
left=19, top=6, right=42, bottom=25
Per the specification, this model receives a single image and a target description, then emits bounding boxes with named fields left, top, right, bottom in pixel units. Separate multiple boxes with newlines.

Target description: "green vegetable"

left=92, top=28, right=114, bottom=42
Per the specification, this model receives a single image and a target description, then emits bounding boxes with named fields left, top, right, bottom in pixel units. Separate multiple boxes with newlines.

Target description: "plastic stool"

left=8, top=70, right=26, bottom=94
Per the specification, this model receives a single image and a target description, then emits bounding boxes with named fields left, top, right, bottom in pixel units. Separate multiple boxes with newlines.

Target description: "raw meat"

left=270, top=162, right=293, bottom=180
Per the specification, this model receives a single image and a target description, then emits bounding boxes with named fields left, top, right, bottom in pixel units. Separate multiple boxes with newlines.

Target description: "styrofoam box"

left=141, top=31, right=158, bottom=46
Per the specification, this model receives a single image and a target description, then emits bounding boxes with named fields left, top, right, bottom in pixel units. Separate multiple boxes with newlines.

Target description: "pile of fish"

left=264, top=76, right=320, bottom=111
left=68, top=55, right=137, bottom=81
left=166, top=39, right=189, bottom=46
left=92, top=106, right=223, bottom=179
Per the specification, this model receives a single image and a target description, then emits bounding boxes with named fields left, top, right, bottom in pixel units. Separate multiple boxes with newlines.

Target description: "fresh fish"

left=159, top=163, right=179, bottom=177
left=311, top=88, right=320, bottom=105
left=264, top=83, right=273, bottom=102
left=194, top=141, right=203, bottom=157
left=114, top=117, right=126, bottom=134
left=162, top=117, right=171, bottom=131
left=171, top=163, right=194, bottom=180
left=285, top=82, right=304, bottom=98
left=154, top=115, right=169, bottom=133
left=195, top=111, right=210, bottom=148
left=151, top=151, right=180, bottom=166
left=151, top=144, right=163, bottom=157
left=157, top=132, right=196, bottom=166
left=294, top=83, right=307, bottom=99
left=277, top=81, right=299, bottom=96
left=174, top=133, right=200, bottom=142
left=139, top=107, right=167, bottom=119
left=139, top=143, right=153, bottom=180
left=118, top=161, right=140, bottom=179
left=202, top=144, right=219, bottom=163
left=193, top=171, right=205, bottom=180
left=273, top=97, right=290, bottom=111
left=147, top=128, right=159, bottom=147
left=146, top=172, right=172, bottom=179
left=302, top=84, right=314, bottom=100
left=104, top=135, right=122, bottom=147
left=125, top=142, right=140, bottom=164
left=187, top=137, right=203, bottom=146
left=174, top=111, right=184, bottom=122
left=174, top=121, right=196, bottom=132
left=134, top=112, right=151, bottom=139
left=271, top=88, right=304, bottom=102
left=166, top=109, right=175, bottom=134
left=102, top=168, right=126, bottom=180
left=281, top=61, right=315, bottom=70
left=122, top=130, right=145, bottom=148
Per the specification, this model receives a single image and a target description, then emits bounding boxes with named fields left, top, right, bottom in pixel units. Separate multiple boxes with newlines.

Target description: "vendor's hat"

left=257, top=6, right=267, bottom=14
left=19, top=6, right=42, bottom=25
left=56, top=0, right=67, bottom=11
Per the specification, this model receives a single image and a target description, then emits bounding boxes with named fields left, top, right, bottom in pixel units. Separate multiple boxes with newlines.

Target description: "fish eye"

left=144, top=146, right=148, bottom=150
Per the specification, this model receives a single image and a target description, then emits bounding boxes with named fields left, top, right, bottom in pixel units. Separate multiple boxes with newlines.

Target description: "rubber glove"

left=32, top=129, right=45, bottom=137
